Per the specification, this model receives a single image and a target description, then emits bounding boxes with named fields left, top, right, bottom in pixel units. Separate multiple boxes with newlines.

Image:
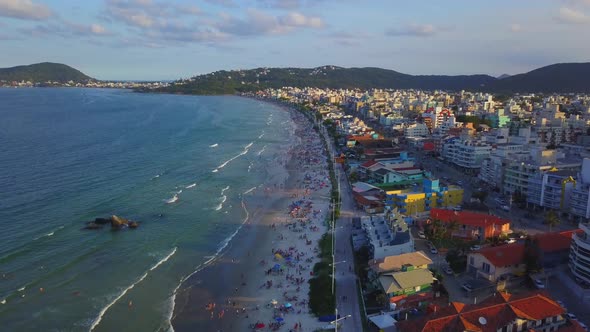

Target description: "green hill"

left=0, top=62, right=93, bottom=83
left=158, top=62, right=590, bottom=95
left=158, top=66, right=496, bottom=94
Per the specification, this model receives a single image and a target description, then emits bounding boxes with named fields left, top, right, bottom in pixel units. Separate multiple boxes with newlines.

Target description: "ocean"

left=0, top=88, right=295, bottom=331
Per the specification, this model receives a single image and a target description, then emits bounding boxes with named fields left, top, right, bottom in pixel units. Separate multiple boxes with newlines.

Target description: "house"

left=378, top=268, right=434, bottom=298
left=360, top=214, right=414, bottom=260
left=467, top=243, right=526, bottom=282
left=396, top=291, right=573, bottom=332
left=370, top=251, right=432, bottom=275
left=429, top=209, right=511, bottom=241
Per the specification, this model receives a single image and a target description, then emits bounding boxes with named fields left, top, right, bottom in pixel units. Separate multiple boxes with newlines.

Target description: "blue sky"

left=1, top=0, right=590, bottom=80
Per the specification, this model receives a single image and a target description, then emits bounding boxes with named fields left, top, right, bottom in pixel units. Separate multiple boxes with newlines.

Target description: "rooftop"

left=370, top=251, right=432, bottom=274
left=430, top=209, right=510, bottom=227
left=472, top=243, right=525, bottom=267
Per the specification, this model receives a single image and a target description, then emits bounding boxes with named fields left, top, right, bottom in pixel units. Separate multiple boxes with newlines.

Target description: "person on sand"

left=128, top=300, right=133, bottom=308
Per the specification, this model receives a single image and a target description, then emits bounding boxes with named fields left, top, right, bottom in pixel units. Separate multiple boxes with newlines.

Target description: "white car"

left=579, top=322, right=588, bottom=331
left=470, top=245, right=481, bottom=251
left=444, top=266, right=453, bottom=275
left=505, top=238, right=516, bottom=244
left=533, top=279, right=545, bottom=289
left=462, top=283, right=474, bottom=292
left=418, top=230, right=426, bottom=239
left=430, top=247, right=438, bottom=255
left=566, top=313, right=577, bottom=320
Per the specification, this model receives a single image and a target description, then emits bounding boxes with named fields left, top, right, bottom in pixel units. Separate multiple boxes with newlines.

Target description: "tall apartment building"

left=569, top=221, right=590, bottom=284
left=526, top=170, right=576, bottom=211
left=441, top=139, right=492, bottom=171
left=570, top=159, right=590, bottom=219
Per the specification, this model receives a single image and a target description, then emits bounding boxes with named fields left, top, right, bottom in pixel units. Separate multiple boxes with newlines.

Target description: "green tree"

left=544, top=210, right=560, bottom=232
left=524, top=237, right=541, bottom=275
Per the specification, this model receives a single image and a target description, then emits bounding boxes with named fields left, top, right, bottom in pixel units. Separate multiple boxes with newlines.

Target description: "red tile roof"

left=533, top=229, right=582, bottom=253
left=430, top=209, right=510, bottom=228
left=360, top=160, right=378, bottom=168
left=396, top=291, right=565, bottom=332
left=474, top=243, right=525, bottom=267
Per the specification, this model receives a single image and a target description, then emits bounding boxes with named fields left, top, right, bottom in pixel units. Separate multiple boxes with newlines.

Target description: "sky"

left=1, top=0, right=590, bottom=80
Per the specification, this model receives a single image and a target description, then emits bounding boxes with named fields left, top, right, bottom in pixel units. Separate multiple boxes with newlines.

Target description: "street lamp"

left=330, top=308, right=352, bottom=332
left=330, top=260, right=346, bottom=295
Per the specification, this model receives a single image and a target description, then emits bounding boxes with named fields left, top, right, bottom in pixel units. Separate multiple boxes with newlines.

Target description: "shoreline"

left=171, top=103, right=332, bottom=331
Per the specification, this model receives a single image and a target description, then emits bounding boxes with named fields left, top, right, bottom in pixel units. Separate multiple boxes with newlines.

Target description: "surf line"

left=89, top=247, right=177, bottom=331
left=211, top=142, right=253, bottom=173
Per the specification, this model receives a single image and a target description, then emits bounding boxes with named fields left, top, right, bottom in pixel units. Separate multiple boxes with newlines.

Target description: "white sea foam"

left=18, top=286, right=25, bottom=292
left=215, top=186, right=229, bottom=211
left=257, top=145, right=267, bottom=156
left=151, top=174, right=161, bottom=180
left=258, top=132, right=265, bottom=139
left=212, top=142, right=253, bottom=172
left=164, top=194, right=179, bottom=204
left=33, top=225, right=64, bottom=240
left=185, top=183, right=196, bottom=189
left=243, top=187, right=257, bottom=195
left=90, top=247, right=177, bottom=331
left=209, top=143, right=218, bottom=148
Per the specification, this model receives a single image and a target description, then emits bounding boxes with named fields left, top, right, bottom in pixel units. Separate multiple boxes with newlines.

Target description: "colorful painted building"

left=385, top=179, right=464, bottom=215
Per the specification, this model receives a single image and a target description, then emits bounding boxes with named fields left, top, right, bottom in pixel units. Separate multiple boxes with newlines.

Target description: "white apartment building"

left=569, top=222, right=590, bottom=284
left=404, top=123, right=429, bottom=137
left=479, top=144, right=527, bottom=188
left=442, top=139, right=492, bottom=170
left=526, top=170, right=576, bottom=211
left=570, top=159, right=590, bottom=219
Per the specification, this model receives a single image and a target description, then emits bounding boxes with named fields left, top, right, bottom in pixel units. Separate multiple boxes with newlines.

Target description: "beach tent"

left=254, top=323, right=265, bottom=329
left=270, top=299, right=278, bottom=305
left=272, top=264, right=281, bottom=270
left=275, top=317, right=284, bottom=322
left=284, top=303, right=292, bottom=308
left=368, top=314, right=396, bottom=330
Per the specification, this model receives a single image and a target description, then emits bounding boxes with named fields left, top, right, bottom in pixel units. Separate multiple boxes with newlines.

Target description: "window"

left=482, top=262, right=491, bottom=273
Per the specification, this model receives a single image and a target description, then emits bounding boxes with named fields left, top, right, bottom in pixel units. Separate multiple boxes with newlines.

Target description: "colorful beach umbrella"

left=275, top=317, right=284, bottom=322
left=274, top=253, right=283, bottom=259
left=284, top=303, right=292, bottom=308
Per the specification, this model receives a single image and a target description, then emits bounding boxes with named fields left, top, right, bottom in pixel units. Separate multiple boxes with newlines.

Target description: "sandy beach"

left=172, top=106, right=333, bottom=331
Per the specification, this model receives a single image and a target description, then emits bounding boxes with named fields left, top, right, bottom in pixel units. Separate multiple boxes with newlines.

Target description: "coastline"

left=171, top=103, right=332, bottom=331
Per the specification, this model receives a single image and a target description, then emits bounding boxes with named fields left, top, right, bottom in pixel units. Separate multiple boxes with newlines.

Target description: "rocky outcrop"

left=84, top=215, right=140, bottom=230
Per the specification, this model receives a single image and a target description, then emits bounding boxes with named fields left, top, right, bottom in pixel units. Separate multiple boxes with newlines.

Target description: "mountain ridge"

left=158, top=62, right=590, bottom=94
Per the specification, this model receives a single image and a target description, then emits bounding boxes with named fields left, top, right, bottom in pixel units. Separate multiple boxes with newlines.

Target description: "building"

left=378, top=268, right=434, bottom=299
left=360, top=215, right=414, bottom=260
left=441, top=139, right=492, bottom=171
left=527, top=170, right=577, bottom=211
left=569, top=222, right=590, bottom=285
left=467, top=244, right=526, bottom=282
left=369, top=251, right=432, bottom=275
left=570, top=159, right=590, bottom=220
left=396, top=291, right=574, bottom=332
left=386, top=179, right=464, bottom=217
left=428, top=208, right=511, bottom=241
left=404, top=123, right=430, bottom=137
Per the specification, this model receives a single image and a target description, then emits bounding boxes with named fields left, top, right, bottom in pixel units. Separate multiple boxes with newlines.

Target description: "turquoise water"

left=0, top=88, right=294, bottom=331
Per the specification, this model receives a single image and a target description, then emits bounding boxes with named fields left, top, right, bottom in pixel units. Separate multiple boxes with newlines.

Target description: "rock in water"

left=94, top=218, right=110, bottom=225
left=110, top=215, right=128, bottom=229
left=128, top=221, right=139, bottom=229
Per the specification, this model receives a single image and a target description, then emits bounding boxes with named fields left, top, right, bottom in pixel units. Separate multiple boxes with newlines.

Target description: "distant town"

left=0, top=79, right=170, bottom=89
left=248, top=86, right=590, bottom=331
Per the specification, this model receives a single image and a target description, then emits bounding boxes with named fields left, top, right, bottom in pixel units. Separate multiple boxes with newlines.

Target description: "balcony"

left=573, top=232, right=590, bottom=252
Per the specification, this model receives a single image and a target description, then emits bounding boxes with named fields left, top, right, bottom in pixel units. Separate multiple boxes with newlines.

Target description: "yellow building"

left=386, top=179, right=463, bottom=215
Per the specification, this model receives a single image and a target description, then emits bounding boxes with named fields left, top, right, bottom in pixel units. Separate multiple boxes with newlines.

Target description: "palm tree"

left=446, top=220, right=460, bottom=238
left=544, top=210, right=560, bottom=232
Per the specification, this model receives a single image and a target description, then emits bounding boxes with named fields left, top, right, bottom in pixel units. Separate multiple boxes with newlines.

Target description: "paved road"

left=319, top=125, right=363, bottom=331
left=333, top=162, right=363, bottom=331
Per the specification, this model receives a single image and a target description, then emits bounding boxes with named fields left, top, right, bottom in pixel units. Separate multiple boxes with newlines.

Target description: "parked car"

left=453, top=206, right=462, bottom=211
left=533, top=279, right=545, bottom=289
left=462, top=283, right=474, bottom=292
left=566, top=313, right=577, bottom=320
left=470, top=245, right=481, bottom=251
left=430, top=247, right=438, bottom=255
left=579, top=322, right=588, bottom=331
left=418, top=230, right=426, bottom=239
left=505, top=238, right=516, bottom=244
left=501, top=205, right=510, bottom=212
left=444, top=266, right=454, bottom=275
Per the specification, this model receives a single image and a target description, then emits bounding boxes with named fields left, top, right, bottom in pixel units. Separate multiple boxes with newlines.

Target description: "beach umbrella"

left=273, top=264, right=281, bottom=270
left=284, top=303, right=292, bottom=308
left=285, top=257, right=292, bottom=261
left=255, top=323, right=265, bottom=329
left=275, top=317, right=284, bottom=322
left=270, top=299, right=278, bottom=305
left=274, top=253, right=283, bottom=259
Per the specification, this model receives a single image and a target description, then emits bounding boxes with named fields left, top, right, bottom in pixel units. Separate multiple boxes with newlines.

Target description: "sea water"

left=0, top=88, right=295, bottom=331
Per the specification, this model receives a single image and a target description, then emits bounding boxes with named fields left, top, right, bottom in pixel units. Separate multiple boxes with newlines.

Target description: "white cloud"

left=386, top=24, right=437, bottom=37
left=510, top=23, right=522, bottom=32
left=216, top=9, right=324, bottom=36
left=554, top=7, right=590, bottom=24
left=21, top=21, right=114, bottom=38
left=0, top=0, right=53, bottom=20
